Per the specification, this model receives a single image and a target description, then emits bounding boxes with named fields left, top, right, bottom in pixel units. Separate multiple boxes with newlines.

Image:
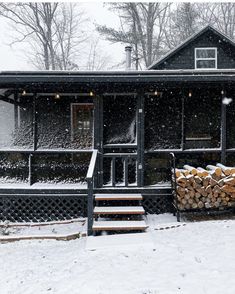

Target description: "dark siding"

left=155, top=30, right=235, bottom=70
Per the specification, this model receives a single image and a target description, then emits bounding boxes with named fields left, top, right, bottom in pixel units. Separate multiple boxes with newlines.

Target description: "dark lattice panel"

left=143, top=194, right=173, bottom=214
left=0, top=196, right=87, bottom=222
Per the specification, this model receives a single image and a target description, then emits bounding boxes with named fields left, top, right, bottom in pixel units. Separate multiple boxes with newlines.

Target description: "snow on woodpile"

left=0, top=214, right=235, bottom=294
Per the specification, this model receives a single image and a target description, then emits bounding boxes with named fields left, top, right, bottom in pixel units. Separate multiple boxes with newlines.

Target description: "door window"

left=71, top=103, right=94, bottom=148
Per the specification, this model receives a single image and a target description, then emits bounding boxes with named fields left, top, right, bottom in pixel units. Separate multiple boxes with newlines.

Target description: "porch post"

left=93, top=94, right=103, bottom=188
left=99, top=95, right=103, bottom=187
left=14, top=90, right=19, bottom=130
left=33, top=93, right=38, bottom=151
left=137, top=91, right=145, bottom=187
left=181, top=94, right=185, bottom=150
left=221, top=90, right=226, bottom=164
left=28, top=153, right=33, bottom=185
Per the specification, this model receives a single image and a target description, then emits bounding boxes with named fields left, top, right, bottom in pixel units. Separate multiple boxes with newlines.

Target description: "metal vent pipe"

left=125, top=46, right=132, bottom=70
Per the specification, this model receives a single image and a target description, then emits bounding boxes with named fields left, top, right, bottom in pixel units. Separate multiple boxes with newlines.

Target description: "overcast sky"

left=0, top=2, right=125, bottom=71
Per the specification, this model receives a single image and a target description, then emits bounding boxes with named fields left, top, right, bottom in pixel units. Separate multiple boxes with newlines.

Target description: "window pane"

left=196, top=49, right=215, bottom=58
left=145, top=154, right=171, bottom=185
left=0, top=152, right=29, bottom=184
left=176, top=152, right=221, bottom=170
left=72, top=104, right=93, bottom=149
left=184, top=88, right=221, bottom=149
left=145, top=91, right=181, bottom=150
left=37, top=97, right=93, bottom=150
left=0, top=99, right=33, bottom=149
left=104, top=95, right=136, bottom=144
left=196, top=60, right=216, bottom=69
left=33, top=153, right=90, bottom=184
left=226, top=90, right=235, bottom=148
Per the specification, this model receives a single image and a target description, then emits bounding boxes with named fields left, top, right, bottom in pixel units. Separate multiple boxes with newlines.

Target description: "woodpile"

left=173, top=163, right=235, bottom=211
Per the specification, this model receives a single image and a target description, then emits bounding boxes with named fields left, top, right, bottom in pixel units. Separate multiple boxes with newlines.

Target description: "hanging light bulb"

left=55, top=93, right=60, bottom=99
left=22, top=90, right=26, bottom=96
left=89, top=91, right=94, bottom=97
left=221, top=90, right=224, bottom=95
left=188, top=91, right=192, bottom=97
left=154, top=90, right=158, bottom=96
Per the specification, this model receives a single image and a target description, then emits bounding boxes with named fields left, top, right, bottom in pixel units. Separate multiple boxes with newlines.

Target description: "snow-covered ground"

left=0, top=214, right=235, bottom=294
left=0, top=219, right=85, bottom=238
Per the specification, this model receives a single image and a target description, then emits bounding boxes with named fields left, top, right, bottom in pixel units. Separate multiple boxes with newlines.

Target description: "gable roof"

left=148, top=25, right=235, bottom=70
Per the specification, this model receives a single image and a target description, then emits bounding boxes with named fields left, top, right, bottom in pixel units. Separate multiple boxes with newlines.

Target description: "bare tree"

left=85, top=39, right=111, bottom=70
left=196, top=3, right=235, bottom=39
left=53, top=3, right=88, bottom=70
left=164, top=3, right=200, bottom=50
left=97, top=3, right=170, bottom=68
left=0, top=2, right=87, bottom=70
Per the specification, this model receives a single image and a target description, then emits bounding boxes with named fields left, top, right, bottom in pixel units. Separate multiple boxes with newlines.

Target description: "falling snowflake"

left=222, top=97, right=233, bottom=105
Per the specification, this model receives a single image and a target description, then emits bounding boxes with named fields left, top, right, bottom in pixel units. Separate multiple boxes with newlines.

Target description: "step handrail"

left=86, top=149, right=98, bottom=236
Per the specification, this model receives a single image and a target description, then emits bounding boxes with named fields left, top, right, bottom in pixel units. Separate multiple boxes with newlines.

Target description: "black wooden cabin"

left=0, top=25, right=235, bottom=232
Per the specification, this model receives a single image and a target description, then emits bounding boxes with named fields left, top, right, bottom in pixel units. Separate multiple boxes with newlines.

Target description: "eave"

left=0, top=69, right=235, bottom=87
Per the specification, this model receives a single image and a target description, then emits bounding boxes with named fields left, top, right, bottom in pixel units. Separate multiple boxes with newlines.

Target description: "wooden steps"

left=94, top=206, right=145, bottom=215
left=95, top=194, right=142, bottom=201
left=92, top=193, right=147, bottom=234
left=93, top=221, right=148, bottom=231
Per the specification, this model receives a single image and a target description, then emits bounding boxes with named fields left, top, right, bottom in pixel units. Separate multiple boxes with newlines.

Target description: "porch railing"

left=86, top=149, right=98, bottom=236
left=103, top=152, right=138, bottom=187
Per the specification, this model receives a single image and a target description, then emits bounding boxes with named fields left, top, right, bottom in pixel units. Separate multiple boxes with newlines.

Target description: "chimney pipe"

left=125, top=46, right=132, bottom=70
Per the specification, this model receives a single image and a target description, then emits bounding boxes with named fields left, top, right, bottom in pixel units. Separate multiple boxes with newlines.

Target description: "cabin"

left=0, top=25, right=235, bottom=234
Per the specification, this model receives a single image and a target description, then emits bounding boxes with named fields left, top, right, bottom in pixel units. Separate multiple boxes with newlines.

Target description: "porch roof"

left=0, top=69, right=235, bottom=86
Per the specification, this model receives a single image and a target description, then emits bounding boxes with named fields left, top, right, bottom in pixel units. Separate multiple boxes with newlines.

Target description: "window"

left=195, top=48, right=217, bottom=69
left=71, top=103, right=94, bottom=148
left=184, top=88, right=221, bottom=149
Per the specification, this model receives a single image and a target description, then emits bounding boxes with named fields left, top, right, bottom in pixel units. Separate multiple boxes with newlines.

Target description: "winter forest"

left=0, top=2, right=235, bottom=70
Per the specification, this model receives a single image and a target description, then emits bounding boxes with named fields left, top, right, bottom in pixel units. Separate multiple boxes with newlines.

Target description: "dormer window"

left=195, top=48, right=217, bottom=69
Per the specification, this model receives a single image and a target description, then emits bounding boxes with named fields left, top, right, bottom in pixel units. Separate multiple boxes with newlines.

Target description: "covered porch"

left=0, top=70, right=234, bottom=222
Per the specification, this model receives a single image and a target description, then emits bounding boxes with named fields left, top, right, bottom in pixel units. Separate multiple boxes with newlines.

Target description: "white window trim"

left=194, top=47, right=217, bottom=70
left=70, top=103, right=94, bottom=147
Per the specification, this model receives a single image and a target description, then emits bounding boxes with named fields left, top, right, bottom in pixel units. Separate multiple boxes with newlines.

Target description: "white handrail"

left=86, top=150, right=98, bottom=180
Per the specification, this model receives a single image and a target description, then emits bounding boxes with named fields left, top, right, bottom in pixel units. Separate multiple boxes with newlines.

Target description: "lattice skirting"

left=0, top=193, right=173, bottom=222
left=143, top=194, right=173, bottom=214
left=0, top=195, right=87, bottom=222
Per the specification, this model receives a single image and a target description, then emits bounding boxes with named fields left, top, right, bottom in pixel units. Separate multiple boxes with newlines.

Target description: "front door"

left=100, top=94, right=143, bottom=187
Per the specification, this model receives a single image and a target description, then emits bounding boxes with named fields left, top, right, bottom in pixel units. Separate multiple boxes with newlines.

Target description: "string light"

left=221, top=90, right=224, bottom=95
left=55, top=93, right=60, bottom=99
left=22, top=90, right=26, bottom=96
left=89, top=91, right=94, bottom=97
left=154, top=90, right=158, bottom=96
left=188, top=91, right=192, bottom=97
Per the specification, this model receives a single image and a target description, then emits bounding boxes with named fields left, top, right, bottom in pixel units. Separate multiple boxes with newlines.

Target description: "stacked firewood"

left=173, top=163, right=235, bottom=211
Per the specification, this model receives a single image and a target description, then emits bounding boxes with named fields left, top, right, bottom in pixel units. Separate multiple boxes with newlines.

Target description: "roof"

left=1, top=69, right=235, bottom=87
left=148, top=25, right=235, bottom=70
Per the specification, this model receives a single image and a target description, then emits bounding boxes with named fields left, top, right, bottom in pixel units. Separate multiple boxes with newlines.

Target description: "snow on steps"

left=94, top=206, right=145, bottom=215
left=95, top=194, right=142, bottom=201
left=92, top=220, right=148, bottom=231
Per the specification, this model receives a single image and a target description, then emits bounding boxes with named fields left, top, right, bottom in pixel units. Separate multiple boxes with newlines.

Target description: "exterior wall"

left=0, top=101, right=14, bottom=147
left=154, top=30, right=235, bottom=70
left=0, top=99, right=33, bottom=149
